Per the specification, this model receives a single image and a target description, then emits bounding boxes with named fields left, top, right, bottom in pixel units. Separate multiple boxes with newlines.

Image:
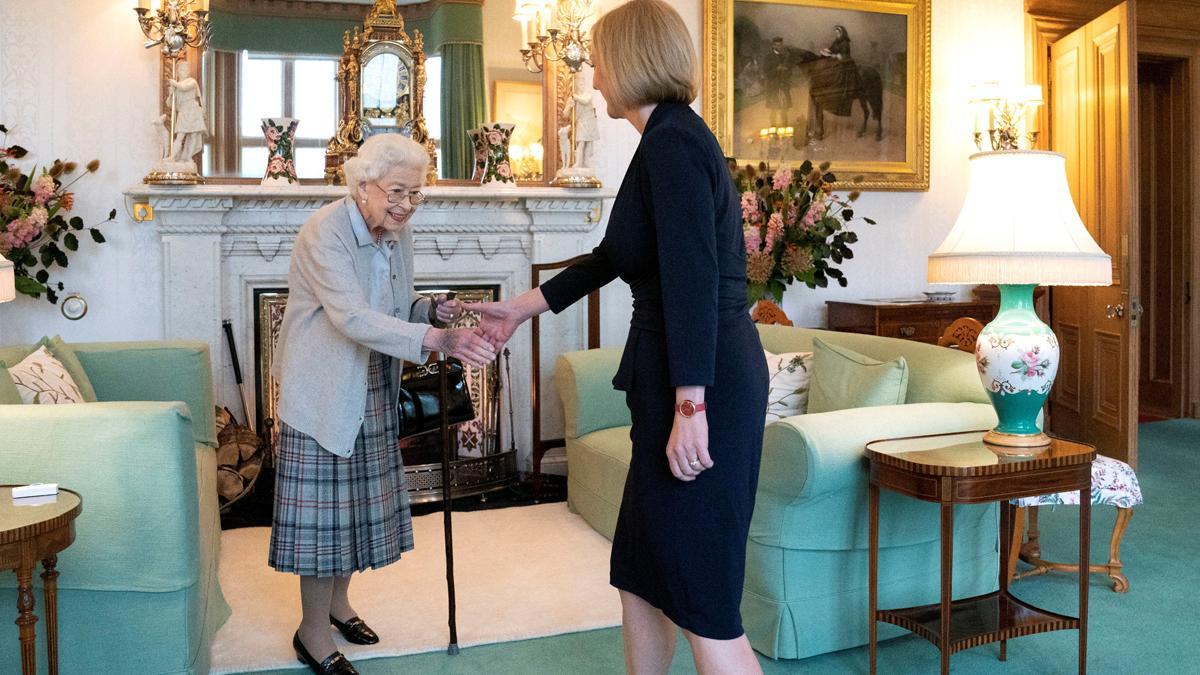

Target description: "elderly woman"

left=470, top=1, right=768, bottom=672
left=269, top=134, right=494, bottom=675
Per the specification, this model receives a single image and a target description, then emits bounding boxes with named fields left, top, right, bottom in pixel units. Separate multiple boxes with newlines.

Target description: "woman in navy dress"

left=470, top=0, right=767, bottom=671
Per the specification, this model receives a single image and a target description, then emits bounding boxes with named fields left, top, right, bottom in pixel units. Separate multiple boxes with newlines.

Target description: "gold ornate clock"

left=325, top=0, right=436, bottom=185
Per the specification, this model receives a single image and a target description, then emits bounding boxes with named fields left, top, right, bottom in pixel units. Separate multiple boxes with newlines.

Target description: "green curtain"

left=440, top=43, right=486, bottom=180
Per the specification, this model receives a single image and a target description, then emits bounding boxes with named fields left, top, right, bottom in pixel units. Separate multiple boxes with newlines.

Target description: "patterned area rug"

left=210, top=502, right=620, bottom=673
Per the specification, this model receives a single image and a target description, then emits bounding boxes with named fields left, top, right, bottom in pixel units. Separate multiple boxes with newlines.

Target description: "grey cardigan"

left=272, top=196, right=433, bottom=456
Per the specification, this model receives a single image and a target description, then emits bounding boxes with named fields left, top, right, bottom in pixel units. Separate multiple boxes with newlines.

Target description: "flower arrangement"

left=1, top=124, right=114, bottom=303
left=733, top=160, right=875, bottom=306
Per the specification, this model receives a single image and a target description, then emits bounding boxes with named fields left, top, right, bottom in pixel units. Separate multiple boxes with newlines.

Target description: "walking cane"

left=438, top=351, right=460, bottom=655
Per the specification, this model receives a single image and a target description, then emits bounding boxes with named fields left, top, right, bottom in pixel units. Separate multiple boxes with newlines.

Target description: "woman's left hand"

left=434, top=295, right=463, bottom=324
left=666, top=414, right=713, bottom=482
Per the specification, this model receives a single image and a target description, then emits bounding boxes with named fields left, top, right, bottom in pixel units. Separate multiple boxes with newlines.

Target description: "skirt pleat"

left=269, top=351, right=414, bottom=577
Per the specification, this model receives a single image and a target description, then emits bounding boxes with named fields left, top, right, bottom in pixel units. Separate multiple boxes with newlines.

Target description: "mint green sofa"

left=0, top=341, right=231, bottom=674
left=555, top=324, right=1002, bottom=660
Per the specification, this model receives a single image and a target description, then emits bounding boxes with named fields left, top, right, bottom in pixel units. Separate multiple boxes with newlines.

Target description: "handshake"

left=421, top=295, right=531, bottom=370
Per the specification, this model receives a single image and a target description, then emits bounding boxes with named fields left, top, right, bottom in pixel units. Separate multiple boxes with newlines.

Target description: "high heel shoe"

left=293, top=631, right=359, bottom=675
left=329, top=614, right=380, bottom=645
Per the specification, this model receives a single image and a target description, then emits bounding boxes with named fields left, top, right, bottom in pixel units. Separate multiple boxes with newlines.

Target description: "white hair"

left=343, top=134, right=430, bottom=194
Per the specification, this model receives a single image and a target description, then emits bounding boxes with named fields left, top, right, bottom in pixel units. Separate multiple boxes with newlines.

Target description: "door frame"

left=1027, top=8, right=1200, bottom=421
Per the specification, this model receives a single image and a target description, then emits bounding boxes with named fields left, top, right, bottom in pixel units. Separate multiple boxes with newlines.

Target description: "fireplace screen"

left=254, top=285, right=516, bottom=502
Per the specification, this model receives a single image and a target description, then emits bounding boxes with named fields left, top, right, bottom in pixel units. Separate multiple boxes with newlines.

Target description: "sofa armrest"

left=0, top=402, right=202, bottom=593
left=759, top=402, right=999, bottom=503
left=554, top=348, right=631, bottom=439
left=72, top=341, right=217, bottom=448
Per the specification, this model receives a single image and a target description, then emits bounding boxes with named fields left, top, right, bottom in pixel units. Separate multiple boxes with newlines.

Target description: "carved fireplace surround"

left=124, top=184, right=612, bottom=472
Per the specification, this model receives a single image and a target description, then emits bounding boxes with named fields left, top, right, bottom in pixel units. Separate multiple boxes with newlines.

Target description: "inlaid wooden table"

left=0, top=486, right=82, bottom=675
left=865, top=432, right=1094, bottom=675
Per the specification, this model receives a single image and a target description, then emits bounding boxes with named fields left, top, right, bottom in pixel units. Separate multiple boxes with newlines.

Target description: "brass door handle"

left=1105, top=303, right=1126, bottom=319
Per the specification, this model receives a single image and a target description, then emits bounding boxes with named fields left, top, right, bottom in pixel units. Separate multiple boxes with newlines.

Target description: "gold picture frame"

left=704, top=0, right=929, bottom=191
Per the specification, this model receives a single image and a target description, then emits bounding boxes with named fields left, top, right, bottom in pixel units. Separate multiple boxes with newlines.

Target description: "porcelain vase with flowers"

left=479, top=122, right=516, bottom=186
left=261, top=117, right=299, bottom=186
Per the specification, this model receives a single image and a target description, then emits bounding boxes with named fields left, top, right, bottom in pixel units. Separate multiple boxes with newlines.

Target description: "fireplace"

left=253, top=284, right=517, bottom=502
left=125, top=183, right=610, bottom=479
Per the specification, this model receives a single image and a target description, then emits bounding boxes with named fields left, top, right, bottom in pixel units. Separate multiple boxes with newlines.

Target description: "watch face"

left=678, top=400, right=696, bottom=417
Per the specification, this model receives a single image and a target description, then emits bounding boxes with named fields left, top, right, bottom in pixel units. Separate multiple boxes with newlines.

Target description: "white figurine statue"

left=571, top=70, right=599, bottom=170
left=551, top=68, right=602, bottom=187
left=167, top=61, right=207, bottom=163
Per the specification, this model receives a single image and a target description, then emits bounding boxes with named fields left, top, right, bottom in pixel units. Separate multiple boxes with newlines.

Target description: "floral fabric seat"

left=1011, top=454, right=1143, bottom=508
left=1009, top=454, right=1142, bottom=593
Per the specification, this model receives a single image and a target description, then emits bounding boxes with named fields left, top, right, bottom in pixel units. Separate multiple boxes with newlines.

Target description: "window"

left=206, top=51, right=339, bottom=180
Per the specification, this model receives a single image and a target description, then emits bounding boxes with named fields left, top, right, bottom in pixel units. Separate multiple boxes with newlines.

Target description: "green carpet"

left=244, top=421, right=1198, bottom=674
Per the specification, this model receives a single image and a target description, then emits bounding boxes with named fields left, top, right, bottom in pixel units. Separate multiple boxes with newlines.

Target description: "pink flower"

left=497, top=161, right=513, bottom=178
left=284, top=159, right=295, bottom=176
left=772, top=166, right=791, bottom=191
left=764, top=212, right=784, bottom=251
left=743, top=224, right=762, bottom=255
left=786, top=202, right=799, bottom=226
left=28, top=206, right=48, bottom=229
left=740, top=191, right=760, bottom=223
left=266, top=126, right=282, bottom=142
left=32, top=174, right=55, bottom=206
left=267, top=156, right=285, bottom=175
left=486, top=130, right=503, bottom=146
left=801, top=200, right=826, bottom=229
left=2, top=216, right=39, bottom=251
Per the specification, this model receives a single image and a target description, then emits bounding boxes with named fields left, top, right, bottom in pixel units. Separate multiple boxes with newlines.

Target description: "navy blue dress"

left=541, top=102, right=769, bottom=639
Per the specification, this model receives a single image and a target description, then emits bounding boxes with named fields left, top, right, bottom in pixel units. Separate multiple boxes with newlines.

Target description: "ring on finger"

left=688, top=458, right=703, bottom=470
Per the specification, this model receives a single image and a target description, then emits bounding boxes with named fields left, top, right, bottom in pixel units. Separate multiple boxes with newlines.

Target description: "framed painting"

left=704, top=0, right=929, bottom=190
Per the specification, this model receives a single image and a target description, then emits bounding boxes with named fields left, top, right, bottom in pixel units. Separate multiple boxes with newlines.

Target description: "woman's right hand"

left=423, top=327, right=496, bottom=368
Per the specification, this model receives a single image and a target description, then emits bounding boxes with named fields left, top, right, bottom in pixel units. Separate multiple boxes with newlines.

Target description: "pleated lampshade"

left=928, top=150, right=1112, bottom=286
left=0, top=253, right=15, bottom=303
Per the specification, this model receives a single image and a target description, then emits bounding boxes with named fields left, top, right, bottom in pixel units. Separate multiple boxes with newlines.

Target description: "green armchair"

left=0, top=341, right=230, bottom=674
left=555, top=325, right=1001, bottom=660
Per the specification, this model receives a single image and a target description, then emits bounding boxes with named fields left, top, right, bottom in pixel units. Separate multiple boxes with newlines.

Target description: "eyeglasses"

left=372, top=183, right=426, bottom=206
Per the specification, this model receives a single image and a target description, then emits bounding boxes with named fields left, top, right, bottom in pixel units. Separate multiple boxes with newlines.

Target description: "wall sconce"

left=970, top=82, right=1043, bottom=151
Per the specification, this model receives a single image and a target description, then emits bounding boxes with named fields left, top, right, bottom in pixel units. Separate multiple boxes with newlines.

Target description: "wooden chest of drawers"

left=825, top=299, right=998, bottom=344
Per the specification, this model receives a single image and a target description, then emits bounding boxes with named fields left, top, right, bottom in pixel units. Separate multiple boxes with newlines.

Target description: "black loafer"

left=329, top=614, right=380, bottom=645
left=293, top=631, right=359, bottom=675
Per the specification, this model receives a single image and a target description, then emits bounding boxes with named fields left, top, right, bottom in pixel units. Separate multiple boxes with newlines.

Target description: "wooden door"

left=1048, top=2, right=1141, bottom=465
left=1137, top=58, right=1189, bottom=419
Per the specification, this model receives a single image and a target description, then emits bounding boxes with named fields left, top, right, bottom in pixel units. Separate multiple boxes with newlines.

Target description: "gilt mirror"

left=193, top=0, right=552, bottom=183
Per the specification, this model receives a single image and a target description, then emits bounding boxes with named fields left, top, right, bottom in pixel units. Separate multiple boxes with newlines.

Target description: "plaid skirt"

left=268, top=351, right=414, bottom=576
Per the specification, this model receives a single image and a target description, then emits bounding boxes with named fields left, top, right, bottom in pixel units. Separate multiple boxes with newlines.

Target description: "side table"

left=865, top=432, right=1094, bottom=675
left=0, top=486, right=82, bottom=675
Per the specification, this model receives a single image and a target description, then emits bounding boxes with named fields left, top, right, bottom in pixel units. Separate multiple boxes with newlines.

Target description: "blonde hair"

left=343, top=134, right=429, bottom=194
left=590, top=0, right=698, bottom=112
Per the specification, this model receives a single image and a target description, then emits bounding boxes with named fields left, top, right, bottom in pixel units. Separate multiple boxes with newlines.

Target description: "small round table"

left=0, top=486, right=82, bottom=675
left=865, top=432, right=1094, bottom=675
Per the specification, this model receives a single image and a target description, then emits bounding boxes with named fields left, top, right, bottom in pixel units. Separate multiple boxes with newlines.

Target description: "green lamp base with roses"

left=976, top=283, right=1057, bottom=450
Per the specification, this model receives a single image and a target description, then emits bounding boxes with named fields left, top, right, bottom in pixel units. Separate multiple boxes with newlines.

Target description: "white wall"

left=0, top=0, right=1026, bottom=352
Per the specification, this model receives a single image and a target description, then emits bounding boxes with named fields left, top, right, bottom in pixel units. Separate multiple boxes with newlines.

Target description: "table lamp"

left=0, top=253, right=15, bottom=304
left=928, top=149, right=1111, bottom=449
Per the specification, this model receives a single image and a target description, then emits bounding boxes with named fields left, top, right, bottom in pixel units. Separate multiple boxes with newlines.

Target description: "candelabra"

left=514, top=0, right=593, bottom=74
left=969, top=82, right=1043, bottom=151
left=134, top=0, right=212, bottom=184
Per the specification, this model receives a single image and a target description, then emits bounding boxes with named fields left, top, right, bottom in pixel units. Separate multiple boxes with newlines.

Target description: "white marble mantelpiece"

left=123, top=184, right=614, bottom=471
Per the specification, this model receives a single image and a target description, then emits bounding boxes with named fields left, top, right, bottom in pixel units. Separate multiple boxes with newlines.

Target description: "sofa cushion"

left=764, top=349, right=812, bottom=423
left=0, top=335, right=99, bottom=403
left=0, top=362, right=21, bottom=403
left=755, top=324, right=988, bottom=405
left=808, top=338, right=908, bottom=413
left=5, top=345, right=89, bottom=404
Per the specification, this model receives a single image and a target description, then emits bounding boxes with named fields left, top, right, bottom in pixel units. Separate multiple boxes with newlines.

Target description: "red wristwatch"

left=676, top=400, right=707, bottom=418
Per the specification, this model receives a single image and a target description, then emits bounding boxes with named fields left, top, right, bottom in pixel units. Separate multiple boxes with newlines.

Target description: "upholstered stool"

left=1007, top=455, right=1143, bottom=592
